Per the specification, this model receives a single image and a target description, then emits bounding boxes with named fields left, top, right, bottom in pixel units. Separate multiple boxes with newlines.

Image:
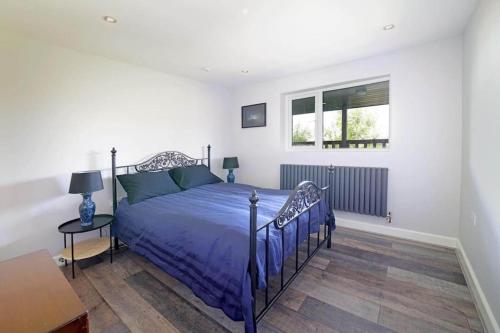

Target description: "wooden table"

left=0, top=250, right=88, bottom=333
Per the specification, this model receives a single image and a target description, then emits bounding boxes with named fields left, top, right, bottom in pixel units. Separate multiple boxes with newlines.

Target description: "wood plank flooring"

left=61, top=227, right=484, bottom=333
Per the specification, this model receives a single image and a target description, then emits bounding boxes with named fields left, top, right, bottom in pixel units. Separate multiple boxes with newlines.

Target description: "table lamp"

left=223, top=157, right=239, bottom=184
left=69, top=171, right=104, bottom=227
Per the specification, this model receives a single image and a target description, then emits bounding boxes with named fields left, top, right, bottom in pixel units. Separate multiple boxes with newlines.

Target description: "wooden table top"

left=0, top=250, right=87, bottom=333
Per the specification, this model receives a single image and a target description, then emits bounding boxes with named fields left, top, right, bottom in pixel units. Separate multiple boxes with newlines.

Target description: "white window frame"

left=284, top=76, right=391, bottom=152
left=285, top=90, right=321, bottom=151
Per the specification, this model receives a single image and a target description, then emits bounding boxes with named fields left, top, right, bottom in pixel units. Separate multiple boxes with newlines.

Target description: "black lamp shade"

left=223, top=157, right=239, bottom=169
left=69, top=171, right=104, bottom=194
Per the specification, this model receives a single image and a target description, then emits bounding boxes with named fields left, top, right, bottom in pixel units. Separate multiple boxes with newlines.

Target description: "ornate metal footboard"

left=249, top=167, right=334, bottom=331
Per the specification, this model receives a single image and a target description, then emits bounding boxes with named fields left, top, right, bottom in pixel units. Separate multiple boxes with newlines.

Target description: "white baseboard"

left=335, top=217, right=458, bottom=248
left=456, top=241, right=499, bottom=333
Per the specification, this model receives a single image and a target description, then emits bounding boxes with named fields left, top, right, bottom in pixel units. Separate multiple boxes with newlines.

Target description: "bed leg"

left=249, top=190, right=259, bottom=332
left=327, top=216, right=333, bottom=249
left=327, top=164, right=334, bottom=249
left=114, top=237, right=119, bottom=250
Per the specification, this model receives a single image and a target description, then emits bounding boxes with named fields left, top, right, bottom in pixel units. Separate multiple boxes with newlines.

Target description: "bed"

left=111, top=145, right=334, bottom=333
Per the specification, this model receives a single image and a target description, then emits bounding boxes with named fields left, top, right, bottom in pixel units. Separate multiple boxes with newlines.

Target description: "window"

left=287, top=79, right=390, bottom=150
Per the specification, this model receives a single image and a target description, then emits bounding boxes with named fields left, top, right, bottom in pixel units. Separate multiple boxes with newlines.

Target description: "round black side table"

left=58, top=214, right=114, bottom=278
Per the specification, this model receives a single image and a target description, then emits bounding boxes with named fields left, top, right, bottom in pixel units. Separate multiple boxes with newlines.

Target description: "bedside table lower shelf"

left=61, top=237, right=110, bottom=261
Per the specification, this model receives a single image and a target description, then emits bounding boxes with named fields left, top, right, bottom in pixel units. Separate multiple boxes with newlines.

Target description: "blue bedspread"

left=114, top=183, right=332, bottom=332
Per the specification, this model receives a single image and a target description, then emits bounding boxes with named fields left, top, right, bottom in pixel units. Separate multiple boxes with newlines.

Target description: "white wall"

left=461, top=0, right=500, bottom=328
left=0, top=32, right=465, bottom=262
left=0, top=31, right=230, bottom=260
left=230, top=37, right=463, bottom=238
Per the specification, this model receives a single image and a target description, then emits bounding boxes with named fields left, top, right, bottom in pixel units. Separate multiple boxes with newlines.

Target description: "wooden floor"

left=61, top=227, right=484, bottom=333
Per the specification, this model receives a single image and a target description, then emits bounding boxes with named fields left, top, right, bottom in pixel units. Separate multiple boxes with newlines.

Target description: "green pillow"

left=169, top=165, right=223, bottom=190
left=117, top=171, right=181, bottom=204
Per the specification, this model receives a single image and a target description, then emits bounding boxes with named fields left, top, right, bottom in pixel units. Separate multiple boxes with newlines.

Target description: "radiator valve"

left=386, top=212, right=392, bottom=223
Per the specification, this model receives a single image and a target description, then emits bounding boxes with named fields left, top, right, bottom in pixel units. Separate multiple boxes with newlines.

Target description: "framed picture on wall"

left=242, top=103, right=266, bottom=128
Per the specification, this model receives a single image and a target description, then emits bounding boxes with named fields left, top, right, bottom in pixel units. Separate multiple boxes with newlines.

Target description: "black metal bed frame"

left=110, top=145, right=334, bottom=332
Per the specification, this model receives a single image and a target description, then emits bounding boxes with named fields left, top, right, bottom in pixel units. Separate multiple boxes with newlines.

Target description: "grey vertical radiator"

left=280, top=164, right=389, bottom=217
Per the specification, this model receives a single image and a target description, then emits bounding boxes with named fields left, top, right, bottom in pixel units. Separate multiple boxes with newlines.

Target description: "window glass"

left=347, top=105, right=389, bottom=141
left=323, top=110, right=342, bottom=148
left=292, top=96, right=315, bottom=146
left=322, top=80, right=389, bottom=149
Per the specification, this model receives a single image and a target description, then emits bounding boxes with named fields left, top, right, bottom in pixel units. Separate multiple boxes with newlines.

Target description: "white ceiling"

left=0, top=0, right=477, bottom=86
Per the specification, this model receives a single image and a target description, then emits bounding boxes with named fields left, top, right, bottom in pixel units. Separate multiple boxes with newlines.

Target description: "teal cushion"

left=117, top=171, right=181, bottom=204
left=169, top=165, right=223, bottom=190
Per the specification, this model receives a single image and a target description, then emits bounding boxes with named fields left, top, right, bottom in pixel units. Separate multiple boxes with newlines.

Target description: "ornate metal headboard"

left=111, top=145, right=211, bottom=213
left=135, top=151, right=202, bottom=172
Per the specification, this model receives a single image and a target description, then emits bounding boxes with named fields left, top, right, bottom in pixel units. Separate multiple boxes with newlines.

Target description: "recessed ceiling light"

left=242, top=8, right=249, bottom=15
left=383, top=24, right=395, bottom=31
left=103, top=16, right=118, bottom=24
left=241, top=70, right=249, bottom=74
left=202, top=67, right=211, bottom=72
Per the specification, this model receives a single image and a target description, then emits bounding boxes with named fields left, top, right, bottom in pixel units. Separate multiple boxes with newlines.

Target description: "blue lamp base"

left=227, top=169, right=235, bottom=184
left=79, top=192, right=96, bottom=227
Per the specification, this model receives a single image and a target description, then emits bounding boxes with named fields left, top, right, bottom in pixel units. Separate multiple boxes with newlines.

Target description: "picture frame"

left=241, top=103, right=266, bottom=128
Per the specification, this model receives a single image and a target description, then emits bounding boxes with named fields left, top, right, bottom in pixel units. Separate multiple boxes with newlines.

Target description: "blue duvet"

left=114, top=183, right=332, bottom=332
